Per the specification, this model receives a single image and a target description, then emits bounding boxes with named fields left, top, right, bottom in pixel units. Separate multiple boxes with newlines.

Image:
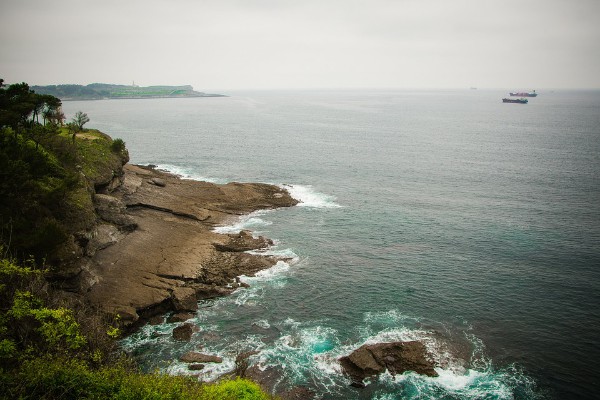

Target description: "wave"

left=121, top=307, right=544, bottom=399
left=153, top=163, right=225, bottom=183
left=149, top=166, right=342, bottom=210
left=281, top=184, right=342, bottom=208
left=212, top=210, right=273, bottom=234
left=245, top=312, right=544, bottom=399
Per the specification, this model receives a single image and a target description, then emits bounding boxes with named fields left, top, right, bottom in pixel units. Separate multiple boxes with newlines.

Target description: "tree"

left=0, top=81, right=62, bottom=134
left=71, top=111, right=89, bottom=131
left=67, top=122, right=78, bottom=144
left=41, top=95, right=64, bottom=126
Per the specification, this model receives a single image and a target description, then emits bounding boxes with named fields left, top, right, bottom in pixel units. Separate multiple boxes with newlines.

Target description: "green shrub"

left=110, top=138, right=126, bottom=154
left=201, top=377, right=271, bottom=400
left=1, top=357, right=273, bottom=400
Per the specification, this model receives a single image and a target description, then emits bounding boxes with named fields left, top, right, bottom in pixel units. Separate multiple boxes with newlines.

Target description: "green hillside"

left=31, top=83, right=225, bottom=100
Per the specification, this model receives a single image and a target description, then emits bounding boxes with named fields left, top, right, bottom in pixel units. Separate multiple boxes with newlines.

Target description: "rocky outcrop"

left=93, top=194, right=137, bottom=231
left=339, top=341, right=438, bottom=387
left=213, top=230, right=273, bottom=252
left=79, top=164, right=298, bottom=328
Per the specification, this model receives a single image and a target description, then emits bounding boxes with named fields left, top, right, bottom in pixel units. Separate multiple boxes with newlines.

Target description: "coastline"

left=81, top=163, right=298, bottom=329
left=60, top=94, right=227, bottom=101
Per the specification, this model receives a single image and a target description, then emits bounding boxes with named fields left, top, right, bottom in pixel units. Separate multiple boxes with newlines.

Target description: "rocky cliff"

left=50, top=132, right=297, bottom=328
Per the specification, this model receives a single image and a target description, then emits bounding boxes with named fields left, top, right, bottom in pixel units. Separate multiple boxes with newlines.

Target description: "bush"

left=110, top=138, right=126, bottom=154
left=1, top=357, right=272, bottom=400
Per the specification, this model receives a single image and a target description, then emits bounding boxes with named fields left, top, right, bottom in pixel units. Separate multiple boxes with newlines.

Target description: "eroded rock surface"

left=339, top=341, right=438, bottom=387
left=80, top=164, right=297, bottom=327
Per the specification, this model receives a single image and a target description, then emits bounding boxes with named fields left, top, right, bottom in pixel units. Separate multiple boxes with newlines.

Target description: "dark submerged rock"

left=180, top=351, right=223, bottom=363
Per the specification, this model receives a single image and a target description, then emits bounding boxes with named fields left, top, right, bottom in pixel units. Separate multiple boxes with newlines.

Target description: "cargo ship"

left=509, top=90, right=537, bottom=97
left=503, top=98, right=528, bottom=104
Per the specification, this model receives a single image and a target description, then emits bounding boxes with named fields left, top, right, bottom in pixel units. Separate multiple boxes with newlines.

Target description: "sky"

left=1, top=0, right=599, bottom=91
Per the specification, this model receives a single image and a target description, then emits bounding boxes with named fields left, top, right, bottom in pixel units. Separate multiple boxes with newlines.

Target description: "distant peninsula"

left=31, top=83, right=226, bottom=100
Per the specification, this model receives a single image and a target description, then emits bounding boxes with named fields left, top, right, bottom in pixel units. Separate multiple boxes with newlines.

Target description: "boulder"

left=167, top=311, right=195, bottom=323
left=172, top=323, right=194, bottom=341
left=188, top=364, right=205, bottom=371
left=149, top=177, right=167, bottom=187
left=339, top=341, right=437, bottom=388
left=180, top=351, right=223, bottom=363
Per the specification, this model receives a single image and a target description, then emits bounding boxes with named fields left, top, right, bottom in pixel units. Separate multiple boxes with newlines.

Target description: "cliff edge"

left=42, top=130, right=297, bottom=328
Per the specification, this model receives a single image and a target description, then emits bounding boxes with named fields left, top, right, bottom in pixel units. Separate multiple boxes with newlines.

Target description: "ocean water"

left=63, top=89, right=600, bottom=399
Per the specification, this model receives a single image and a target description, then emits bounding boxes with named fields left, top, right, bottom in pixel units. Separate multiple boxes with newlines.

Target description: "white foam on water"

left=122, top=309, right=542, bottom=399
left=281, top=184, right=342, bottom=208
left=119, top=319, right=186, bottom=351
left=255, top=322, right=343, bottom=393
left=253, top=319, right=271, bottom=329
left=167, top=333, right=266, bottom=382
left=212, top=210, right=273, bottom=234
left=233, top=286, right=265, bottom=306
left=166, top=351, right=236, bottom=381
left=155, top=164, right=224, bottom=183
left=363, top=309, right=421, bottom=326
left=245, top=247, right=299, bottom=262
left=239, top=260, right=291, bottom=284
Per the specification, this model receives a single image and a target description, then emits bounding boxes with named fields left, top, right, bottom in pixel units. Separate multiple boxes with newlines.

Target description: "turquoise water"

left=63, top=90, right=600, bottom=399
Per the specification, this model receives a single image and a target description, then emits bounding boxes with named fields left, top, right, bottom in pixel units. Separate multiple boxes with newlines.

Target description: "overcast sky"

left=1, top=0, right=599, bottom=90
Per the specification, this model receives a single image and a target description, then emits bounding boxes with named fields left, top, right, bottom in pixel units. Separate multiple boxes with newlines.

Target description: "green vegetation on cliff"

left=0, top=79, right=271, bottom=399
left=0, top=254, right=271, bottom=400
left=0, top=79, right=133, bottom=264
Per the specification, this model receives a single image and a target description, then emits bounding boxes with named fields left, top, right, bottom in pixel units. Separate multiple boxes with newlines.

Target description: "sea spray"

left=154, top=163, right=225, bottom=183
left=212, top=210, right=274, bottom=234
left=281, top=184, right=342, bottom=208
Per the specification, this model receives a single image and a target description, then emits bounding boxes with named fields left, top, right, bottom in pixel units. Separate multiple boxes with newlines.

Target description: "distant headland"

left=31, top=83, right=226, bottom=100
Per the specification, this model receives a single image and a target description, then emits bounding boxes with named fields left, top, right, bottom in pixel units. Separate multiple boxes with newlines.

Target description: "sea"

left=62, top=89, right=600, bottom=399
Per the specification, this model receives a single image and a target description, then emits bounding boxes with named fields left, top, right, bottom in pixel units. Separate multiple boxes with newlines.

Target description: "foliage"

left=72, top=110, right=90, bottom=131
left=111, top=137, right=126, bottom=154
left=0, top=79, right=272, bottom=399
left=1, top=356, right=272, bottom=400
left=9, top=295, right=87, bottom=350
left=0, top=252, right=273, bottom=400
left=0, top=255, right=85, bottom=361
left=0, top=79, right=126, bottom=263
left=0, top=81, right=63, bottom=131
left=0, top=128, right=74, bottom=262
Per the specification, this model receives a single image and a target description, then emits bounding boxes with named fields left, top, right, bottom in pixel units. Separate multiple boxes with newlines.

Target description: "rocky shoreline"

left=75, top=163, right=297, bottom=328
left=65, top=158, right=439, bottom=396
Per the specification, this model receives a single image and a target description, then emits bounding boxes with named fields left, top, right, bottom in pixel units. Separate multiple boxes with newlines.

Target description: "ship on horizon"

left=503, top=98, right=528, bottom=104
left=509, top=90, right=537, bottom=97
